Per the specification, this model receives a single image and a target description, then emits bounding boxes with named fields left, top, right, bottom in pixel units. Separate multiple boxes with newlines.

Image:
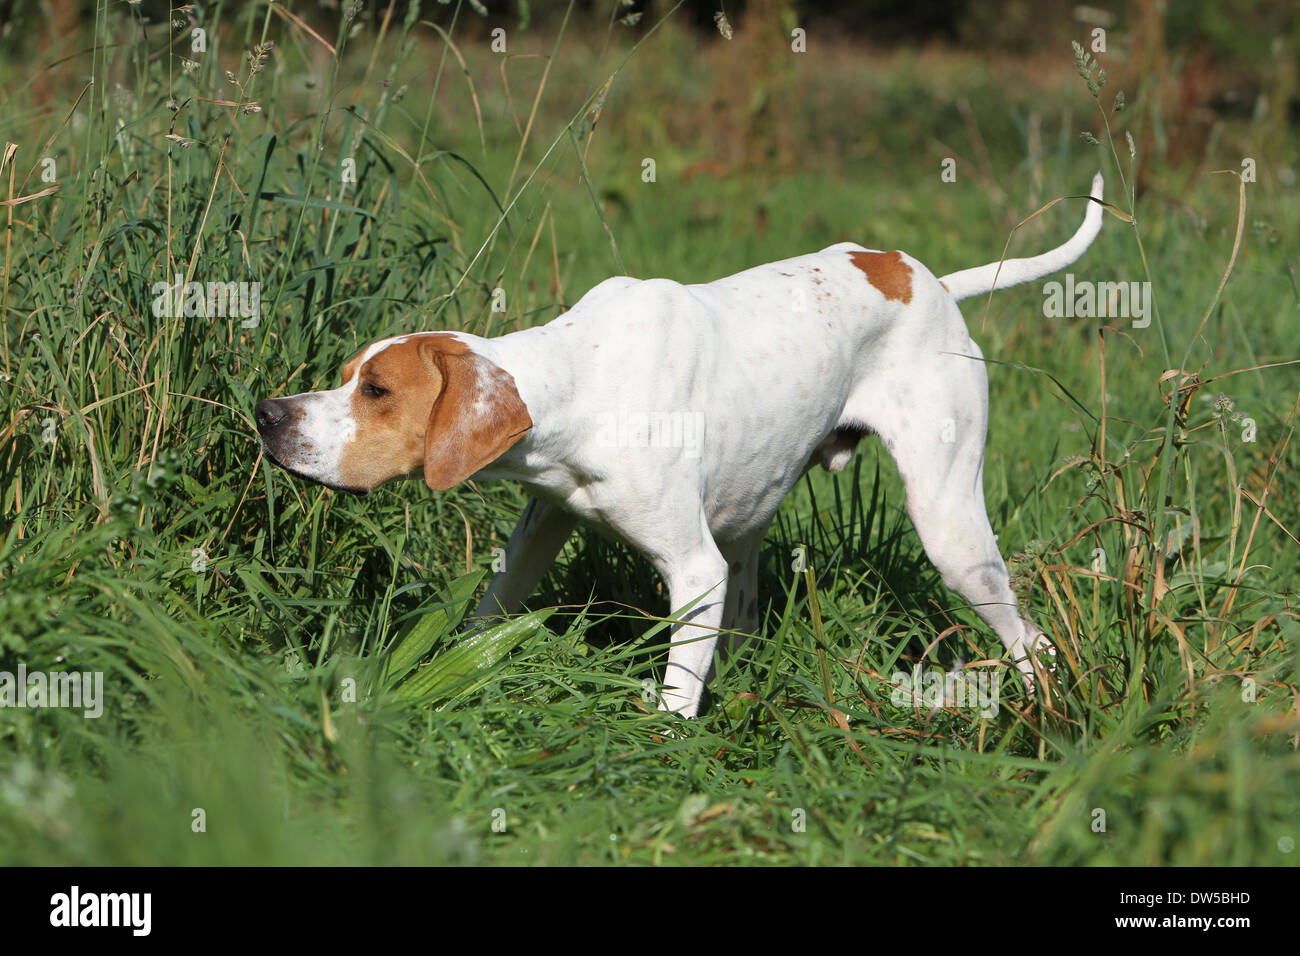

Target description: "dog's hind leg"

left=857, top=338, right=1052, bottom=686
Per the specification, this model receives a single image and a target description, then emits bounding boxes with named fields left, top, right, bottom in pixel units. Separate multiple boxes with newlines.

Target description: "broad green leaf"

left=396, top=609, right=554, bottom=707
left=380, top=569, right=486, bottom=686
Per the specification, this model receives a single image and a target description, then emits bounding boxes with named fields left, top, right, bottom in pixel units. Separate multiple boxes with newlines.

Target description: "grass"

left=0, top=1, right=1297, bottom=865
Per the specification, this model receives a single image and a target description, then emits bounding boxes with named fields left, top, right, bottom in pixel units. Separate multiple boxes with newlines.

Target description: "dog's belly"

left=703, top=477, right=802, bottom=545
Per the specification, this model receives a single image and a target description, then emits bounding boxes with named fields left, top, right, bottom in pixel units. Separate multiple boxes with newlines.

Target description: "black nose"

left=255, top=399, right=287, bottom=431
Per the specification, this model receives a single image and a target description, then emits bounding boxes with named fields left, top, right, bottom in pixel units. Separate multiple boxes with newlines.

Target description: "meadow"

left=0, top=1, right=1297, bottom=865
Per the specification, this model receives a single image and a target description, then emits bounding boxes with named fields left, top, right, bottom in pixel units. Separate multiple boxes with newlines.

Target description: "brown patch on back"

left=847, top=250, right=913, bottom=304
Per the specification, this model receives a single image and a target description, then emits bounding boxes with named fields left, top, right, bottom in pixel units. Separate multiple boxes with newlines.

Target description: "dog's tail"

left=939, top=173, right=1104, bottom=302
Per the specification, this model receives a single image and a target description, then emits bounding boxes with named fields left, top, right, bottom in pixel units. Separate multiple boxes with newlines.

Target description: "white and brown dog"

left=257, top=175, right=1104, bottom=716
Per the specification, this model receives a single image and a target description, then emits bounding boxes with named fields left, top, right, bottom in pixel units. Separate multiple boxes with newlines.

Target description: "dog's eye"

left=361, top=383, right=388, bottom=398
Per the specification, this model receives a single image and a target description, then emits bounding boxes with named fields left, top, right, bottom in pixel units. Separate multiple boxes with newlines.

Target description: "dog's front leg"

left=473, top=497, right=577, bottom=619
left=655, top=546, right=730, bottom=718
left=720, top=529, right=767, bottom=658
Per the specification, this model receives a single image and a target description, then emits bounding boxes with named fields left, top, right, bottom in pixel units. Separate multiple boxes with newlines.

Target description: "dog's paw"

left=1028, top=629, right=1057, bottom=661
left=1012, top=627, right=1057, bottom=692
left=656, top=696, right=700, bottom=720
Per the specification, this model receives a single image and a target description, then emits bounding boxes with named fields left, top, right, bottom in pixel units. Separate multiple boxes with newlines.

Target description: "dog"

left=256, top=174, right=1104, bottom=717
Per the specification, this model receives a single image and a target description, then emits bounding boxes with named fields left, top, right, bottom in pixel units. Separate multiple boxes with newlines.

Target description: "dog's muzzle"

left=254, top=398, right=366, bottom=495
left=254, top=398, right=292, bottom=433
left=255, top=398, right=301, bottom=468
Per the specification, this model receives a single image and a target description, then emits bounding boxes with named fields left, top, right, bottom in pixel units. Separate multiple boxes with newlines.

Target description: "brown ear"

left=422, top=343, right=532, bottom=491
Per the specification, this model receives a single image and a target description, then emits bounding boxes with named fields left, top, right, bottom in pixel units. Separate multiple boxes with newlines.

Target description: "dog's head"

left=255, top=333, right=532, bottom=495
